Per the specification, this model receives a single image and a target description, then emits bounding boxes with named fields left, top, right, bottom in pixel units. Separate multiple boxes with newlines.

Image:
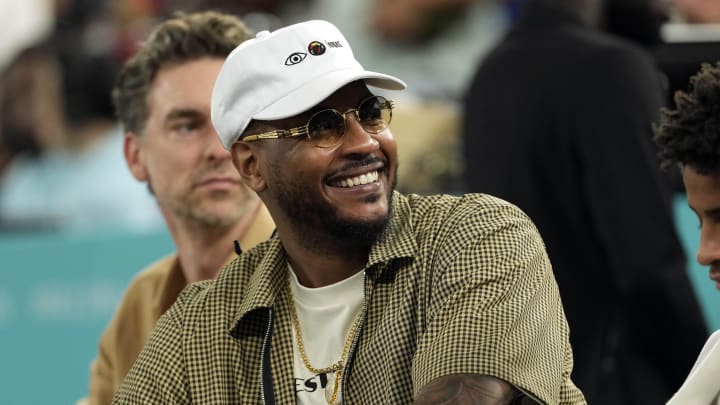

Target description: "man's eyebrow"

left=165, top=108, right=203, bottom=122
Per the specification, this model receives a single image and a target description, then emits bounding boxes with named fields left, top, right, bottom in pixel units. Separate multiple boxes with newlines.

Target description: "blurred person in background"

left=108, top=0, right=312, bottom=62
left=655, top=61, right=720, bottom=405
left=294, top=0, right=508, bottom=101
left=600, top=0, right=688, bottom=192
left=652, top=0, right=720, bottom=149
left=602, top=0, right=669, bottom=47
left=85, top=11, right=275, bottom=405
left=0, top=46, right=60, bottom=182
left=0, top=0, right=53, bottom=181
left=461, top=0, right=707, bottom=403
left=0, top=0, right=53, bottom=70
left=0, top=0, right=162, bottom=232
left=673, top=0, right=720, bottom=23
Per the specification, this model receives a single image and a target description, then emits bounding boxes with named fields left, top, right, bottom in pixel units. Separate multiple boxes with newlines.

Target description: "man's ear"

left=124, top=132, right=148, bottom=181
left=232, top=142, right=267, bottom=192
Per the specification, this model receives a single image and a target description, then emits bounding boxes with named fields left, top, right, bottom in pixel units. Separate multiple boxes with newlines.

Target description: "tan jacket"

left=87, top=204, right=274, bottom=405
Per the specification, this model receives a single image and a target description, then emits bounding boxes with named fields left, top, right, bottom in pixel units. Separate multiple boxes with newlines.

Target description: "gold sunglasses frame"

left=238, top=96, right=395, bottom=148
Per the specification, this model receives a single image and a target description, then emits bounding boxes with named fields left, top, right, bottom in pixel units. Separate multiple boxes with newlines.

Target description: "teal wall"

left=0, top=229, right=173, bottom=405
left=0, top=194, right=717, bottom=405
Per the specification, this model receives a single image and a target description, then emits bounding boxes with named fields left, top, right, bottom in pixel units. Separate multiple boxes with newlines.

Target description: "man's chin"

left=339, top=194, right=389, bottom=218
left=325, top=211, right=390, bottom=245
left=344, top=211, right=388, bottom=227
left=183, top=205, right=247, bottom=229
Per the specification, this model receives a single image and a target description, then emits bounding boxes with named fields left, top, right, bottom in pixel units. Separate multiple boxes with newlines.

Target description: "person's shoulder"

left=171, top=237, right=280, bottom=319
left=159, top=277, right=218, bottom=330
left=96, top=254, right=179, bottom=358
left=402, top=193, right=549, bottom=281
left=555, top=29, right=661, bottom=97
left=571, top=28, right=653, bottom=66
left=125, top=254, right=178, bottom=293
left=101, top=253, right=178, bottom=329
left=405, top=192, right=532, bottom=234
left=173, top=278, right=215, bottom=308
left=407, top=192, right=524, bottom=214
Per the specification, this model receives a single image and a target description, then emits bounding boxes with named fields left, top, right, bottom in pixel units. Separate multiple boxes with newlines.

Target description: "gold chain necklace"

left=287, top=273, right=362, bottom=404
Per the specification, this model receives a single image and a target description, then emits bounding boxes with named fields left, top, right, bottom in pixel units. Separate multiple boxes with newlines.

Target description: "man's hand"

left=413, top=374, right=523, bottom=405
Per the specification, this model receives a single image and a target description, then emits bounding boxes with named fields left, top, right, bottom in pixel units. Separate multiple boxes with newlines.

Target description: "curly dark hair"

left=654, top=61, right=720, bottom=174
left=112, top=11, right=253, bottom=134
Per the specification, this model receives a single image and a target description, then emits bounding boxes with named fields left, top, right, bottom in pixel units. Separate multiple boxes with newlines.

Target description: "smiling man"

left=113, top=20, right=585, bottom=405
left=655, top=62, right=720, bottom=404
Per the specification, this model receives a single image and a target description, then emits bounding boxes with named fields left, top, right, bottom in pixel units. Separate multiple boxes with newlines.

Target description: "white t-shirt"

left=288, top=268, right=364, bottom=405
left=667, top=330, right=720, bottom=405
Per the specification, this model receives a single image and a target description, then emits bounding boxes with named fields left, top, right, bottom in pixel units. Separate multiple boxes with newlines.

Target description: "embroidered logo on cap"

left=284, top=40, right=334, bottom=66
left=284, top=52, right=307, bottom=66
left=308, top=41, right=326, bottom=55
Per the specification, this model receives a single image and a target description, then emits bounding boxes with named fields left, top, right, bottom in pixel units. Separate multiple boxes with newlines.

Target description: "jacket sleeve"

left=87, top=328, right=118, bottom=405
left=88, top=264, right=167, bottom=405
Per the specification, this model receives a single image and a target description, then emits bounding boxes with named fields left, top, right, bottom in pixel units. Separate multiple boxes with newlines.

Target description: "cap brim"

left=253, top=69, right=406, bottom=121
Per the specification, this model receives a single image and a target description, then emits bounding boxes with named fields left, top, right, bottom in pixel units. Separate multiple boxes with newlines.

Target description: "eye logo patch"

left=285, top=52, right=307, bottom=66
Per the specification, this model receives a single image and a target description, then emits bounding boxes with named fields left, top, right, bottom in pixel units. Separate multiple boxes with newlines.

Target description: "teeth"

left=336, top=171, right=379, bottom=188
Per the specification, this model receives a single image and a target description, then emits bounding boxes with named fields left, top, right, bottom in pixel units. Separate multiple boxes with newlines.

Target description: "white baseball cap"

left=211, top=19, right=407, bottom=150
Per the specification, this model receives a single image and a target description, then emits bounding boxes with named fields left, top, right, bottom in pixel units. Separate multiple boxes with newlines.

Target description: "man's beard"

left=269, top=162, right=396, bottom=256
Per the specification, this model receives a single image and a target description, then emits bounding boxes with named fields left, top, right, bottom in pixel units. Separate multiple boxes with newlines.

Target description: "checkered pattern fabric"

left=113, top=192, right=586, bottom=404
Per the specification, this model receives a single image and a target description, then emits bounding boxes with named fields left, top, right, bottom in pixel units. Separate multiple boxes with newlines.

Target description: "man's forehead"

left=683, top=165, right=720, bottom=208
left=147, top=86, right=209, bottom=122
left=147, top=58, right=220, bottom=110
left=148, top=96, right=208, bottom=120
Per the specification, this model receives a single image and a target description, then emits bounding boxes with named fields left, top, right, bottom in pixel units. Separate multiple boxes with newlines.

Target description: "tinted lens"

left=358, top=96, right=391, bottom=133
left=305, top=96, right=393, bottom=148
left=307, top=109, right=345, bottom=147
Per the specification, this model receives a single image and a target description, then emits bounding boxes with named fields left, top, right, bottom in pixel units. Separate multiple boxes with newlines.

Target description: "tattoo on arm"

left=412, top=374, right=523, bottom=405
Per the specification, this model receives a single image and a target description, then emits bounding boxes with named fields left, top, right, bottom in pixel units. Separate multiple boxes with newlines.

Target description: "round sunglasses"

left=239, top=95, right=395, bottom=148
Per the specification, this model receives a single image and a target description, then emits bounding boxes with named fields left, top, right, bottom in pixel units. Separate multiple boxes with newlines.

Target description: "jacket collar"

left=153, top=255, right=186, bottom=316
left=230, top=236, right=288, bottom=332
left=228, top=191, right=417, bottom=333
left=365, top=191, right=417, bottom=277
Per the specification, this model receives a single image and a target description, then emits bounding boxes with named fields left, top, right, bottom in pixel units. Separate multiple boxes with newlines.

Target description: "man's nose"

left=696, top=227, right=720, bottom=266
left=339, top=111, right=379, bottom=151
left=206, top=127, right=232, bottom=161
